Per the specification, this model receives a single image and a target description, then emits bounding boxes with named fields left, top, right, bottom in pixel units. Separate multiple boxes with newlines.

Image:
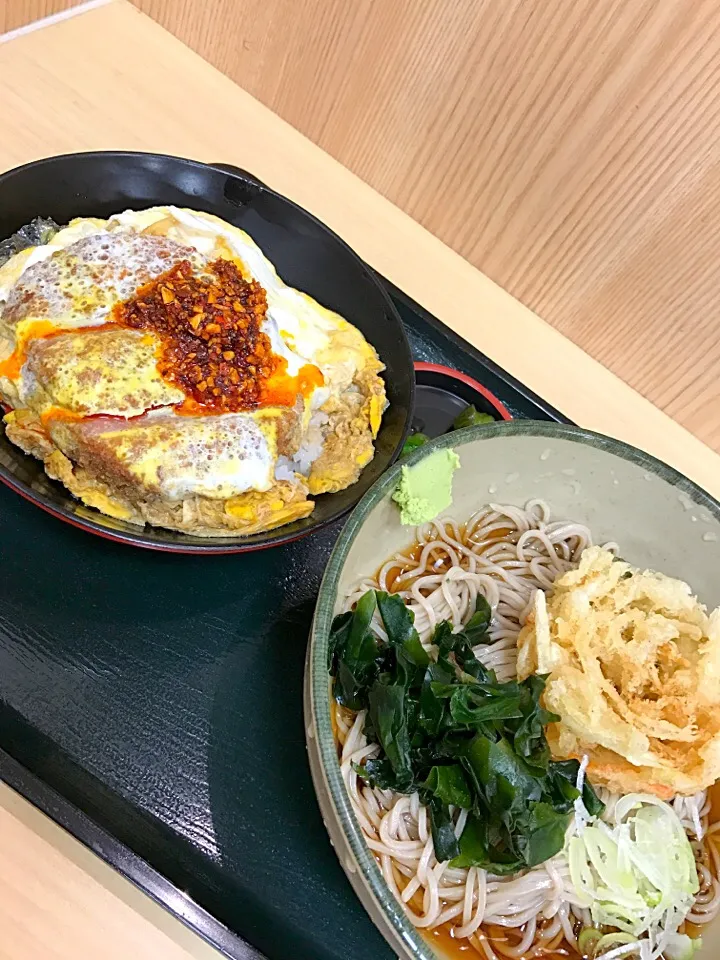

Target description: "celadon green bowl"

left=304, top=421, right=720, bottom=960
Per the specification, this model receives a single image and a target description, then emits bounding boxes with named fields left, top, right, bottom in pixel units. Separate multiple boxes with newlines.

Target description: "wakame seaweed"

left=331, top=589, right=603, bottom=873
left=0, top=217, right=60, bottom=267
left=452, top=404, right=494, bottom=429
left=401, top=432, right=430, bottom=457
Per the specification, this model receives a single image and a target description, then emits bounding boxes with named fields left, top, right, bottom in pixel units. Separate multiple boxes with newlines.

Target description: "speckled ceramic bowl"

left=304, top=420, right=720, bottom=960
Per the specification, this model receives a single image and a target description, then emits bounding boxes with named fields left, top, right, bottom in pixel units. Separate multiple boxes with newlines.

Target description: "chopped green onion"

left=568, top=795, right=699, bottom=955
left=594, top=932, right=636, bottom=956
left=577, top=927, right=603, bottom=957
left=662, top=933, right=702, bottom=960
left=401, top=433, right=430, bottom=457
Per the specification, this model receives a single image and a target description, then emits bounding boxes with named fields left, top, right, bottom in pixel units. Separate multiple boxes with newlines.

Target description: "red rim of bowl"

left=413, top=362, right=513, bottom=421
left=0, top=468, right=310, bottom=554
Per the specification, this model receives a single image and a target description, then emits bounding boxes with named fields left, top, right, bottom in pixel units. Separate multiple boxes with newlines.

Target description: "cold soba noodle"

left=331, top=500, right=720, bottom=959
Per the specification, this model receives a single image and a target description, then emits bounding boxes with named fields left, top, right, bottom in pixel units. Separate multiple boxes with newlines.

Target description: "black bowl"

left=412, top=362, right=512, bottom=437
left=0, top=152, right=414, bottom=553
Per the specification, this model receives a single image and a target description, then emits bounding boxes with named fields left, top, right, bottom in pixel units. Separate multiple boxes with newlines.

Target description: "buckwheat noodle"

left=333, top=500, right=720, bottom=959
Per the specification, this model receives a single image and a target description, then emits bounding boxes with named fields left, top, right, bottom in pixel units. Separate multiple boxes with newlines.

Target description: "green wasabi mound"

left=392, top=448, right=460, bottom=525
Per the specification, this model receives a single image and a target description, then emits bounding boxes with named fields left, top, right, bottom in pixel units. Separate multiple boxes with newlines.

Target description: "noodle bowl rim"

left=305, top=421, right=720, bottom=960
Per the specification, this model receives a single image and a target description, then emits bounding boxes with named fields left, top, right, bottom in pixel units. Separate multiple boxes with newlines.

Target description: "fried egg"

left=22, top=328, right=185, bottom=417
left=0, top=217, right=107, bottom=302
left=49, top=409, right=278, bottom=500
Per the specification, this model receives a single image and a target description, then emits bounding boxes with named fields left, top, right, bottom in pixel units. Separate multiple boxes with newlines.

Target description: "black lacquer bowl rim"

left=0, top=152, right=414, bottom=554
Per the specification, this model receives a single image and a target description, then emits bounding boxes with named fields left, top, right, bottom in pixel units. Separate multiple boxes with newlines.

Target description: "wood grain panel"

left=102, top=0, right=720, bottom=451
left=3, top=0, right=720, bottom=452
left=1, top=0, right=82, bottom=32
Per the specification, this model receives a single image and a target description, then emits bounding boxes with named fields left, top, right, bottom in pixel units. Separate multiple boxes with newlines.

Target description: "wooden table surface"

left=1, top=2, right=719, bottom=958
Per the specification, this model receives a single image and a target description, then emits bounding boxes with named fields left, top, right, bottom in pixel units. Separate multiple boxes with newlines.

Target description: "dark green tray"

left=0, top=279, right=568, bottom=960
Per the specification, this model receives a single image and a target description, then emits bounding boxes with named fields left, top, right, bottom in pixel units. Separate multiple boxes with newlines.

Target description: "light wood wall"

left=0, top=0, right=79, bottom=31
left=4, top=0, right=720, bottom=452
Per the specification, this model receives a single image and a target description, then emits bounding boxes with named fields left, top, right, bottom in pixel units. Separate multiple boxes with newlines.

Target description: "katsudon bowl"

left=0, top=152, right=414, bottom=553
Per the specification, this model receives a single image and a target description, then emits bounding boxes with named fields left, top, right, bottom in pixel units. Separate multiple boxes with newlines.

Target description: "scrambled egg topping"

left=0, top=208, right=387, bottom=536
left=517, top=546, right=720, bottom=798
